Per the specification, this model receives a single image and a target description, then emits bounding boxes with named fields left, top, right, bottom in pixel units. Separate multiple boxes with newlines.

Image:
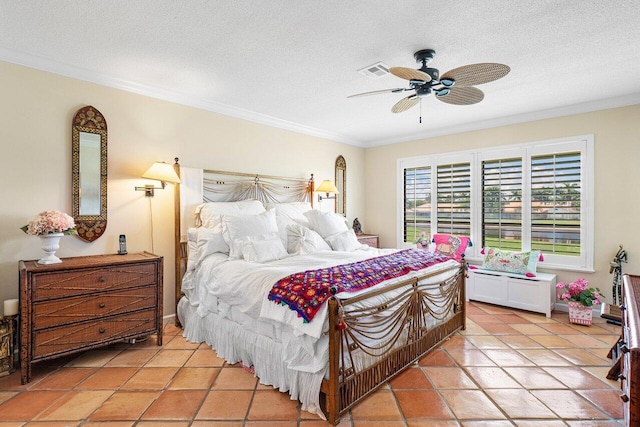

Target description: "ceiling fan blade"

left=436, top=86, right=484, bottom=105
left=391, top=95, right=419, bottom=113
left=441, top=63, right=510, bottom=86
left=347, top=88, right=407, bottom=98
left=389, top=67, right=432, bottom=83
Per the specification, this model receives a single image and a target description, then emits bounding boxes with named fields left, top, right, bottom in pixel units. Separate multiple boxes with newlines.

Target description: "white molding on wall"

left=0, top=46, right=362, bottom=147
left=2, top=46, right=639, bottom=149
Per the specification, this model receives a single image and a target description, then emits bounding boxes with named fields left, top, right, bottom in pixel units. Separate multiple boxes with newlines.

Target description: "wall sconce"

left=135, top=161, right=181, bottom=197
left=316, top=179, right=339, bottom=202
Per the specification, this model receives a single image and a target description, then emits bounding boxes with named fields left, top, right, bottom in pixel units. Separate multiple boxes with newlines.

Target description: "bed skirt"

left=177, top=297, right=327, bottom=418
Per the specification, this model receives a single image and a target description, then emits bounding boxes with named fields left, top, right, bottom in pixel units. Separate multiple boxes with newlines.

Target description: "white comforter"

left=186, top=248, right=459, bottom=370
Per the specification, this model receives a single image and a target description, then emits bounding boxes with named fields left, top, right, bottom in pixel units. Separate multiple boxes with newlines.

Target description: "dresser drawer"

left=32, top=262, right=157, bottom=301
left=33, top=286, right=157, bottom=330
left=356, top=234, right=379, bottom=248
left=33, top=308, right=156, bottom=359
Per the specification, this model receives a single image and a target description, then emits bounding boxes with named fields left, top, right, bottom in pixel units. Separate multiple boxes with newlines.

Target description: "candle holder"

left=0, top=315, right=16, bottom=376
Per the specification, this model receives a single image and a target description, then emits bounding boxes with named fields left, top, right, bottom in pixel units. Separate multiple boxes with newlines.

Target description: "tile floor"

left=0, top=301, right=625, bottom=426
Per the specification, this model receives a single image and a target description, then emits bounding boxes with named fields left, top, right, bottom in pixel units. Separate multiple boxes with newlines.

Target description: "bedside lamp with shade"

left=317, top=179, right=339, bottom=202
left=135, top=161, right=181, bottom=197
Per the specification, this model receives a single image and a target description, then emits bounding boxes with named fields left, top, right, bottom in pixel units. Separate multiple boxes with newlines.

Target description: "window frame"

left=397, top=135, right=594, bottom=272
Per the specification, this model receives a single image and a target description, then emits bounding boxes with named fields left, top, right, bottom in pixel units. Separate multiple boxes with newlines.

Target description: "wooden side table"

left=356, top=233, right=379, bottom=248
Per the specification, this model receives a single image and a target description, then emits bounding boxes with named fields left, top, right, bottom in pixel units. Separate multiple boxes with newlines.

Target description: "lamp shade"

left=316, top=179, right=339, bottom=194
left=142, top=162, right=181, bottom=184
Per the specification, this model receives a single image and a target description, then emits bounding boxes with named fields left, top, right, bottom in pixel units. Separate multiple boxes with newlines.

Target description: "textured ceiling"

left=1, top=1, right=640, bottom=147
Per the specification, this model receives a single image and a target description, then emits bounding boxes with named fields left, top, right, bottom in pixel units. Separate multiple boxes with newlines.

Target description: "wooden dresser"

left=621, top=274, right=640, bottom=426
left=19, top=252, right=163, bottom=384
left=356, top=233, right=380, bottom=248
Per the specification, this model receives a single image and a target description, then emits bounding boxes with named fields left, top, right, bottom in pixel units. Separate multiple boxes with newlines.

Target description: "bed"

left=172, top=159, right=466, bottom=424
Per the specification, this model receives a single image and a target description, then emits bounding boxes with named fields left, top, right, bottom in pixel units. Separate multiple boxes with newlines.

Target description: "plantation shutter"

left=530, top=152, right=581, bottom=256
left=436, top=162, right=471, bottom=236
left=403, top=166, right=431, bottom=243
left=482, top=158, right=523, bottom=250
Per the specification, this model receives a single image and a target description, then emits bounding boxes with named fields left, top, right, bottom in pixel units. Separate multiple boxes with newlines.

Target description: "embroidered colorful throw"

left=267, top=249, right=451, bottom=323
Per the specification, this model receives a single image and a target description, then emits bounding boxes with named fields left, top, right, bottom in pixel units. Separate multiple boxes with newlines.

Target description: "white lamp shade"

left=142, top=162, right=181, bottom=184
left=316, top=180, right=339, bottom=194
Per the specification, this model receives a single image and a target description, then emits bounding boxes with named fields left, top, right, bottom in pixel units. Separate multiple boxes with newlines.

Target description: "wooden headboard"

left=172, top=158, right=314, bottom=325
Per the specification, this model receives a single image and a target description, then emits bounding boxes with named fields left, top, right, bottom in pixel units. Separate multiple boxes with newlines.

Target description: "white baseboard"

left=163, top=313, right=176, bottom=325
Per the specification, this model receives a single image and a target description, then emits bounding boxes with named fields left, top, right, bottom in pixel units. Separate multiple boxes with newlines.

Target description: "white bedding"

left=179, top=247, right=460, bottom=417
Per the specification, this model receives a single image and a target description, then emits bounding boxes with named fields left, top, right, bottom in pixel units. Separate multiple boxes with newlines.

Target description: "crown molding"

left=0, top=46, right=365, bottom=147
left=365, top=93, right=640, bottom=147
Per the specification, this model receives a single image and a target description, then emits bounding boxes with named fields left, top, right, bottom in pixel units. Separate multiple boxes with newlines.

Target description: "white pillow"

left=196, top=200, right=265, bottom=228
left=265, top=202, right=312, bottom=227
left=222, top=209, right=279, bottom=259
left=240, top=234, right=288, bottom=263
left=186, top=227, right=198, bottom=272
left=286, top=223, right=331, bottom=255
left=325, top=229, right=364, bottom=252
left=195, top=227, right=229, bottom=266
left=303, top=209, right=348, bottom=238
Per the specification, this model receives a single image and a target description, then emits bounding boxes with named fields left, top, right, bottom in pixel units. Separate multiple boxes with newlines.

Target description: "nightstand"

left=356, top=233, right=379, bottom=248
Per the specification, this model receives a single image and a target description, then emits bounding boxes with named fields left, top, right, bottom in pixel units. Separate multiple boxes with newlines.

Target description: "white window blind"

left=481, top=158, right=522, bottom=251
left=530, top=152, right=581, bottom=257
left=403, top=166, right=431, bottom=243
left=436, top=162, right=471, bottom=236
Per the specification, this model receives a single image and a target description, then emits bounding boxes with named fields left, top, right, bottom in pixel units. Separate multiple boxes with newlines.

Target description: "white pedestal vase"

left=38, top=233, right=64, bottom=264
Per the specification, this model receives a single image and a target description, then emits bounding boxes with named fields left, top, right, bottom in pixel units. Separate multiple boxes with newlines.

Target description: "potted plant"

left=555, top=278, right=602, bottom=325
left=415, top=231, right=430, bottom=250
left=21, top=210, right=77, bottom=264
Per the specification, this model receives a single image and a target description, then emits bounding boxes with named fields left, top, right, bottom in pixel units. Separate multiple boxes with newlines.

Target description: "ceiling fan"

left=348, top=49, right=510, bottom=114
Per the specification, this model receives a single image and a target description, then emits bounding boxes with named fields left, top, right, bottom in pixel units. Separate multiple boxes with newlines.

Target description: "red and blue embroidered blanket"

left=267, top=249, right=451, bottom=323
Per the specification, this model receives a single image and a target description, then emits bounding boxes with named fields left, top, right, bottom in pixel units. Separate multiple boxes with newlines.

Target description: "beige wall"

left=0, top=61, right=365, bottom=319
left=364, top=105, right=640, bottom=302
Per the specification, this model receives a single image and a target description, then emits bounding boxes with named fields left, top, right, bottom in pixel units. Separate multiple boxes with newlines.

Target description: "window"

left=397, top=136, right=594, bottom=271
left=482, top=158, right=522, bottom=251
left=437, top=162, right=471, bottom=235
left=403, top=166, right=430, bottom=244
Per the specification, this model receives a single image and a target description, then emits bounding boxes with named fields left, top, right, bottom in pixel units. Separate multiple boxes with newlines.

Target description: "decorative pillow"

left=286, top=223, right=332, bottom=255
left=432, top=234, right=470, bottom=262
left=196, top=200, right=265, bottom=229
left=186, top=227, right=198, bottom=272
left=222, top=209, right=279, bottom=259
left=303, top=209, right=348, bottom=238
left=239, top=234, right=288, bottom=263
left=264, top=202, right=312, bottom=227
left=325, top=229, right=364, bottom=252
left=195, top=227, right=229, bottom=267
left=481, top=247, right=541, bottom=277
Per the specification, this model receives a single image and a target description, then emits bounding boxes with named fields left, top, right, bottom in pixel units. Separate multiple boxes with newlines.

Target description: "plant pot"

left=38, top=233, right=64, bottom=265
left=568, top=301, right=592, bottom=326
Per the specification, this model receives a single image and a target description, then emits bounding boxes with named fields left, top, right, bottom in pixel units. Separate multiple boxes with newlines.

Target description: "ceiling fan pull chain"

left=419, top=98, right=422, bottom=123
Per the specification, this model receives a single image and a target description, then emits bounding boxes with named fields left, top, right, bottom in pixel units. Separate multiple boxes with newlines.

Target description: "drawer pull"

left=98, top=277, right=106, bottom=283
left=99, top=302, right=106, bottom=308
left=99, top=328, right=106, bottom=334
left=621, top=394, right=629, bottom=403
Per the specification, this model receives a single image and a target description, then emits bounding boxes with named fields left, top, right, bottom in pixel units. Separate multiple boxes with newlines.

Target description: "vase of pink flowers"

left=21, top=210, right=77, bottom=264
left=555, top=278, right=602, bottom=326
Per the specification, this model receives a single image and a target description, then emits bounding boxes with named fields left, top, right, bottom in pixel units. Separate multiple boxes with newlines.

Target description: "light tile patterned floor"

left=0, top=301, right=625, bottom=425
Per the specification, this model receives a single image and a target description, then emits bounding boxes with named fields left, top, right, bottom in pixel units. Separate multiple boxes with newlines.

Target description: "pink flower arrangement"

left=556, top=278, right=602, bottom=307
left=415, top=231, right=430, bottom=249
left=21, top=210, right=77, bottom=236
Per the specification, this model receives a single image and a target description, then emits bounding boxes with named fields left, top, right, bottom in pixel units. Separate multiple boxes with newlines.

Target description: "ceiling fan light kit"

left=349, top=48, right=510, bottom=115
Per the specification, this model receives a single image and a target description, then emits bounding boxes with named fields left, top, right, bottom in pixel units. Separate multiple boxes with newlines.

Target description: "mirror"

left=72, top=106, right=107, bottom=242
left=335, top=155, right=346, bottom=216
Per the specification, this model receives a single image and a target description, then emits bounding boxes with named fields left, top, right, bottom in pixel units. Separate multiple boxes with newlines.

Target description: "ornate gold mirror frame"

left=72, top=106, right=107, bottom=242
left=335, top=155, right=346, bottom=216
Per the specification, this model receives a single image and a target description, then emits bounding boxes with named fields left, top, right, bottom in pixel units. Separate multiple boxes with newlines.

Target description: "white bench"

left=466, top=267, right=557, bottom=317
